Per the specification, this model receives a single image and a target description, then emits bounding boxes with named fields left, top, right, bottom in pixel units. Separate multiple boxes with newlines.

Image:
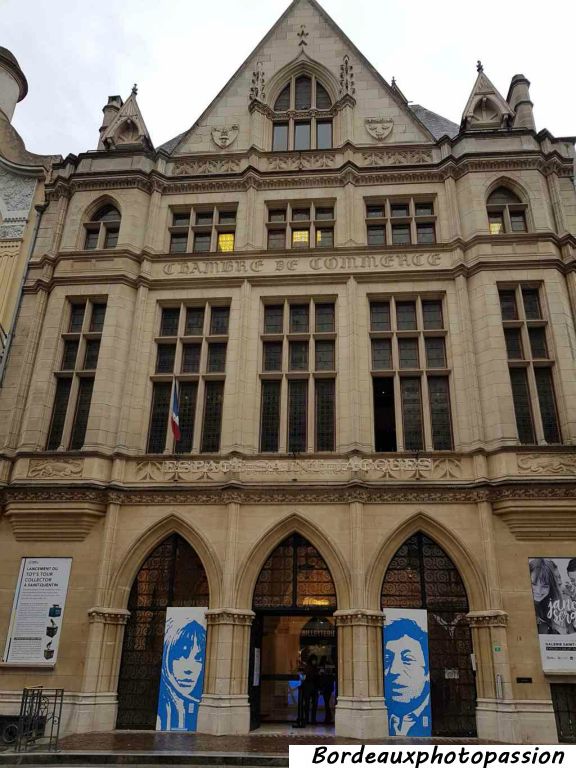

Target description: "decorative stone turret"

left=98, top=95, right=123, bottom=149
left=98, top=86, right=153, bottom=151
left=461, top=63, right=514, bottom=130
left=0, top=46, right=28, bottom=122
left=507, top=74, right=536, bottom=131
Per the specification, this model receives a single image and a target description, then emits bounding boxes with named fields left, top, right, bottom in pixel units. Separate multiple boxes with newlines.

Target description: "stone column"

left=197, top=609, right=254, bottom=734
left=197, top=500, right=254, bottom=734
left=334, top=609, right=388, bottom=739
left=78, top=500, right=127, bottom=733
left=467, top=610, right=516, bottom=742
left=78, top=607, right=130, bottom=734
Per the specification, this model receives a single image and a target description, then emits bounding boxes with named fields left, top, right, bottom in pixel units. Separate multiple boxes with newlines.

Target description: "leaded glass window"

left=253, top=534, right=336, bottom=609
left=47, top=299, right=106, bottom=450
left=201, top=380, right=224, bottom=452
left=315, top=378, right=335, bottom=451
left=260, top=381, right=281, bottom=452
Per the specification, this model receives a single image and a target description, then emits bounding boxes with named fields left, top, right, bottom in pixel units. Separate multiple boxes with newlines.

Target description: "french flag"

left=170, top=383, right=181, bottom=442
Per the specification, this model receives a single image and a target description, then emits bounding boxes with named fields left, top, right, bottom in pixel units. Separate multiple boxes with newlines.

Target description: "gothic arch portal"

left=235, top=513, right=351, bottom=610
left=366, top=512, right=488, bottom=612
left=110, top=513, right=222, bottom=611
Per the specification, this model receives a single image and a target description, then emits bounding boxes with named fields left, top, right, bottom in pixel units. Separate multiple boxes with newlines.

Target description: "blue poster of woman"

left=156, top=608, right=207, bottom=731
left=383, top=609, right=432, bottom=737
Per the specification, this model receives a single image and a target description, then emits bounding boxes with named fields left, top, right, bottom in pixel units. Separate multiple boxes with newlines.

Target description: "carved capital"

left=466, top=610, right=508, bottom=628
left=334, top=609, right=385, bottom=628
left=205, top=609, right=255, bottom=627
left=88, top=607, right=131, bottom=625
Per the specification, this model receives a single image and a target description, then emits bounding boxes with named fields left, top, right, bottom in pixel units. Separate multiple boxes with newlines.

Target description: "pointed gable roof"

left=159, top=0, right=441, bottom=154
left=461, top=66, right=513, bottom=130
left=100, top=88, right=153, bottom=151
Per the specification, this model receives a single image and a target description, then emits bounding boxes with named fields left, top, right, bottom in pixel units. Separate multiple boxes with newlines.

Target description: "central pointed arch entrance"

left=249, top=533, right=337, bottom=730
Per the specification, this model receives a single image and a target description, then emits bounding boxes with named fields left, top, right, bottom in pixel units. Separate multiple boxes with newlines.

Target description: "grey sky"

left=3, top=0, right=575, bottom=157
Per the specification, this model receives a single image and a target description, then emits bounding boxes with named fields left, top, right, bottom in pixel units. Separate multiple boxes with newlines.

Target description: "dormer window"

left=272, top=74, right=333, bottom=151
left=84, top=204, right=121, bottom=250
left=487, top=187, right=528, bottom=235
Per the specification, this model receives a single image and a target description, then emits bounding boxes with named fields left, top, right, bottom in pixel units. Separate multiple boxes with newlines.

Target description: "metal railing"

left=15, top=686, right=63, bottom=752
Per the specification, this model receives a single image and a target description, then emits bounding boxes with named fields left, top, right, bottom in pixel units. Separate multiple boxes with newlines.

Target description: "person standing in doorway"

left=318, top=656, right=335, bottom=724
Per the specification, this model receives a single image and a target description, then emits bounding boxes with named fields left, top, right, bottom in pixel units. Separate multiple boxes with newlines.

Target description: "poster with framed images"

left=529, top=557, right=576, bottom=673
left=3, top=557, right=72, bottom=665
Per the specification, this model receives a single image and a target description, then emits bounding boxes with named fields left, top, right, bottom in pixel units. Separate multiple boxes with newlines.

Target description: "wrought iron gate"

left=382, top=533, right=477, bottom=737
left=551, top=684, right=576, bottom=743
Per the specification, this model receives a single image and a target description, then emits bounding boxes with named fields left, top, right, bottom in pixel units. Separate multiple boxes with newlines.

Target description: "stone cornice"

left=88, top=607, right=131, bottom=625
left=1, top=481, right=575, bottom=508
left=44, top=149, right=574, bottom=201
left=334, top=609, right=385, bottom=627
left=205, top=609, right=255, bottom=626
left=467, top=610, right=508, bottom=628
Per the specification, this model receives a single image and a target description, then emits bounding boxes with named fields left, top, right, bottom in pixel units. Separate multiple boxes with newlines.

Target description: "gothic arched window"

left=84, top=203, right=121, bottom=250
left=487, top=186, right=528, bottom=235
left=272, top=74, right=333, bottom=152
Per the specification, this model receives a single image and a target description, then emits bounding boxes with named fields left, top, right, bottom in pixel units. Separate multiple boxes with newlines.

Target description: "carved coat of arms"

left=211, top=125, right=239, bottom=149
left=365, top=117, right=394, bottom=142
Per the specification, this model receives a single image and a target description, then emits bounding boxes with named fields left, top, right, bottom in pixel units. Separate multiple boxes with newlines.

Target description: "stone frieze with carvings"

left=517, top=453, right=576, bottom=476
left=133, top=456, right=463, bottom=484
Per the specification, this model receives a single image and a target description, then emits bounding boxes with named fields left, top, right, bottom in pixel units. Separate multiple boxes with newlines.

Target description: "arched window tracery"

left=84, top=203, right=121, bottom=250
left=486, top=185, right=528, bottom=234
left=271, top=73, right=333, bottom=152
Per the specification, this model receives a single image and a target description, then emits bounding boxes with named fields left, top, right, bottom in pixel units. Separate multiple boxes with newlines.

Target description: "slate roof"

left=158, top=131, right=187, bottom=154
left=409, top=104, right=459, bottom=140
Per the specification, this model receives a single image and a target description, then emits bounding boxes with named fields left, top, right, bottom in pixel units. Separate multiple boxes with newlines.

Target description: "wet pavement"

left=55, top=728, right=503, bottom=754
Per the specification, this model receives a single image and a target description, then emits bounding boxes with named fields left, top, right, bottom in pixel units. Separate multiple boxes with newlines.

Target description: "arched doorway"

left=116, top=534, right=209, bottom=729
left=381, top=533, right=477, bottom=737
left=249, top=533, right=337, bottom=729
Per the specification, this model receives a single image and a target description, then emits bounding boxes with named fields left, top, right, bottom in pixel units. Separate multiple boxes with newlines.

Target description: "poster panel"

left=156, top=607, right=208, bottom=731
left=383, top=607, right=431, bottom=737
left=3, top=557, right=72, bottom=665
left=529, top=557, right=576, bottom=673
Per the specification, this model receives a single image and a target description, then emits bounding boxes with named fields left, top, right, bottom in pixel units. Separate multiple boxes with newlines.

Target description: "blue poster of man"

left=156, top=607, right=207, bottom=731
left=383, top=608, right=431, bottom=737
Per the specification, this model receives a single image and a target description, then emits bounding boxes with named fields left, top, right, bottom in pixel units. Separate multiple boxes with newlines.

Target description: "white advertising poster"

left=383, top=607, right=431, bottom=737
left=3, top=557, right=72, bottom=665
left=156, top=607, right=208, bottom=731
left=529, top=557, right=576, bottom=673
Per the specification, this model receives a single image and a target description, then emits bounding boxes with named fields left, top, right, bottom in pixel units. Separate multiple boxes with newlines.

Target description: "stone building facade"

left=0, top=48, right=57, bottom=373
left=1, top=0, right=576, bottom=744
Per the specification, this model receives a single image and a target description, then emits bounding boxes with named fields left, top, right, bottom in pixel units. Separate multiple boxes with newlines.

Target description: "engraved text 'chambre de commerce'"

left=162, top=252, right=444, bottom=276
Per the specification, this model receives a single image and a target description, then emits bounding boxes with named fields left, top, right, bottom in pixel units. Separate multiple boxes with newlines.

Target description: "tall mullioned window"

left=259, top=299, right=336, bottom=453
left=369, top=296, right=453, bottom=452
left=147, top=303, right=230, bottom=453
left=272, top=74, right=333, bottom=151
left=499, top=285, right=561, bottom=444
left=46, top=299, right=107, bottom=450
